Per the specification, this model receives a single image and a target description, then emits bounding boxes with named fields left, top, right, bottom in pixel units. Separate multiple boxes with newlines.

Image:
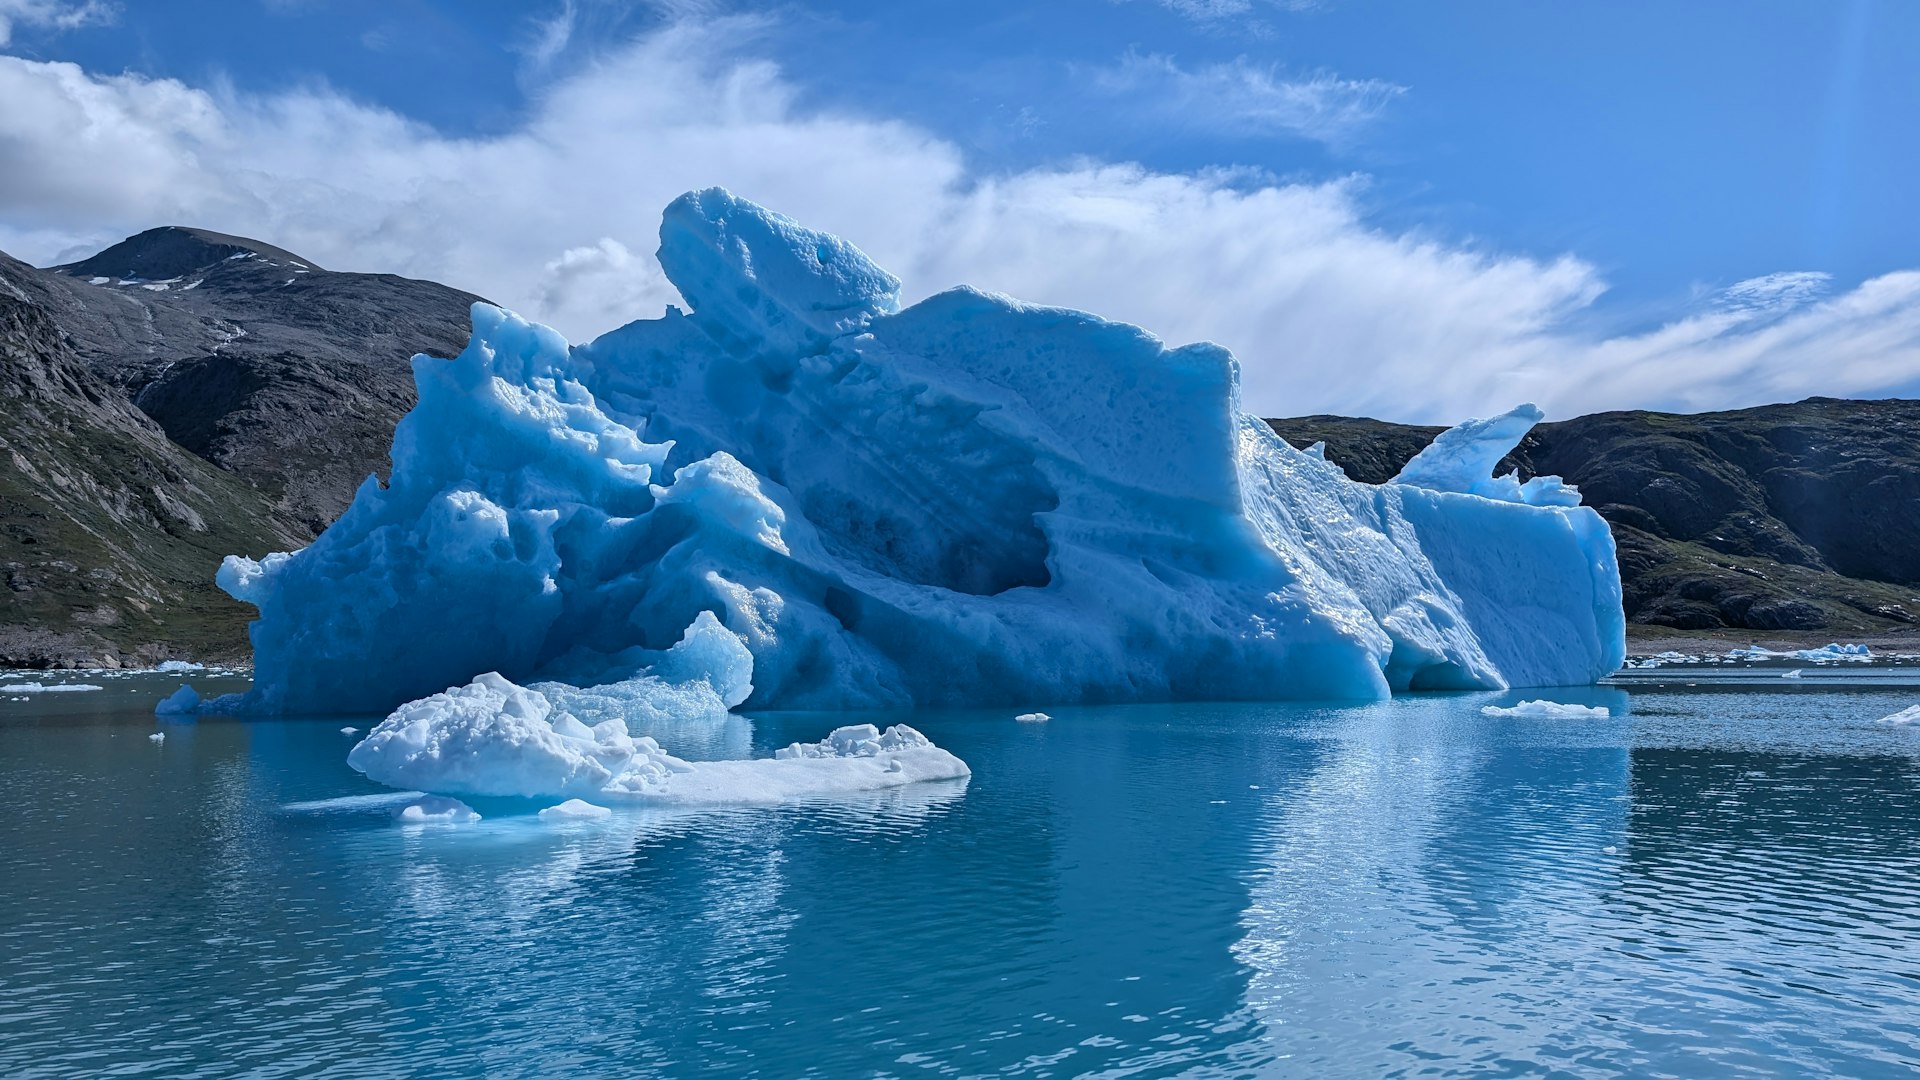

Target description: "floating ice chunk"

left=1782, top=669, right=1803, bottom=679
left=394, top=795, right=481, bottom=823
left=148, top=731, right=165, bottom=743
left=349, top=670, right=967, bottom=804
left=1877, top=706, right=1920, bottom=726
left=281, top=791, right=424, bottom=814
left=9, top=682, right=104, bottom=693
left=1728, top=643, right=1872, bottom=663
left=341, top=726, right=360, bottom=735
left=156, top=660, right=204, bottom=673
left=155, top=684, right=200, bottom=716
left=1481, top=699, right=1612, bottom=719
left=539, top=799, right=613, bottom=821
left=1014, top=712, right=1050, bottom=723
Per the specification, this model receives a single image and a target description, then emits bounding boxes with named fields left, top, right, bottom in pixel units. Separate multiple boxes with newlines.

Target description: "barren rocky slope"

left=1271, top=401, right=1920, bottom=639
left=1, top=229, right=481, bottom=665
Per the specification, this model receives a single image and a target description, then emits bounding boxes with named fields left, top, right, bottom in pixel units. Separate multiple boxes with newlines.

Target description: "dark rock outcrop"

left=1271, top=401, right=1920, bottom=635
left=0, top=229, right=482, bottom=665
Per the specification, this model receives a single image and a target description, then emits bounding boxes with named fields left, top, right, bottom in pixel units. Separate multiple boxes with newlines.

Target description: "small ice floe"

left=1014, top=712, right=1050, bottom=723
left=393, top=795, right=481, bottom=823
left=1482, top=700, right=1611, bottom=719
left=155, top=660, right=203, bottom=673
left=340, top=726, right=360, bottom=736
left=9, top=682, right=105, bottom=694
left=1782, top=669, right=1803, bottom=679
left=281, top=791, right=423, bottom=814
left=1728, top=643, right=1872, bottom=664
left=155, top=684, right=200, bottom=716
left=148, top=732, right=165, bottom=743
left=539, top=799, right=613, bottom=821
left=1876, top=706, right=1920, bottom=726
left=348, top=671, right=967, bottom=805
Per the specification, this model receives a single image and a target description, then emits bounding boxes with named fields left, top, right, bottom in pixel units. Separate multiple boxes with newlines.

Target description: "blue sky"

left=1, top=0, right=1916, bottom=419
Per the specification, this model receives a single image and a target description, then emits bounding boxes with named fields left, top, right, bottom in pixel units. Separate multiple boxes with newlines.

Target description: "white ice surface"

left=1727, top=643, right=1873, bottom=663
left=1014, top=712, right=1050, bottom=723
left=539, top=799, right=614, bottom=820
left=1481, top=700, right=1612, bottom=719
left=347, top=670, right=968, bottom=803
left=1877, top=706, right=1920, bottom=726
left=394, top=795, right=481, bottom=823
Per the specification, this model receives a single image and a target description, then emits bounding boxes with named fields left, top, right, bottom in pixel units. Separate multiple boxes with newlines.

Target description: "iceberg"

left=394, top=795, right=481, bottom=823
left=1481, top=700, right=1612, bottom=719
left=155, top=684, right=200, bottom=716
left=346, top=670, right=968, bottom=803
left=210, top=188, right=1623, bottom=719
left=1727, top=643, right=1872, bottom=663
left=539, top=799, right=613, bottom=821
left=9, top=682, right=104, bottom=694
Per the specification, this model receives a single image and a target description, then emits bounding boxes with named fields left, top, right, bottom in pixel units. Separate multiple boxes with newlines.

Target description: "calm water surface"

left=3, top=672, right=1919, bottom=1077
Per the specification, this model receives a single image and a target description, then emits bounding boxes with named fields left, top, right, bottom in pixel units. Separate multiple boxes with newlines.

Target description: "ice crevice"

left=182, top=187, right=1624, bottom=803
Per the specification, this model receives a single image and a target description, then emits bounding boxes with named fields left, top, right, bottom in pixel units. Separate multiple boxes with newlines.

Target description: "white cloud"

left=0, top=20, right=1916, bottom=423
left=1715, top=270, right=1832, bottom=317
left=1138, top=0, right=1329, bottom=23
left=0, top=0, right=113, bottom=45
left=517, top=1, right=577, bottom=74
left=1085, top=51, right=1405, bottom=145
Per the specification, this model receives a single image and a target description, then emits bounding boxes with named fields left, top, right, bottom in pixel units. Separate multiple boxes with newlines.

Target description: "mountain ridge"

left=4, top=224, right=1916, bottom=666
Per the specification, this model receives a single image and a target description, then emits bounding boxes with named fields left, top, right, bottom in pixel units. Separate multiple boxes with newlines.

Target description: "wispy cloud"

left=0, top=0, right=113, bottom=46
left=1138, top=0, right=1330, bottom=24
left=1716, top=271, right=1832, bottom=318
left=1086, top=51, right=1406, bottom=146
left=0, top=20, right=1915, bottom=423
left=517, top=1, right=577, bottom=74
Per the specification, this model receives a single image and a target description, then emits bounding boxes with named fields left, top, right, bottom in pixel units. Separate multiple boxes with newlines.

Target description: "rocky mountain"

left=1271, top=401, right=1920, bottom=637
left=0, top=229, right=483, bottom=666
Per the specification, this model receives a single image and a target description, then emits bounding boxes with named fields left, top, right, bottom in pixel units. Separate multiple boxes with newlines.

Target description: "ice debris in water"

left=1481, top=700, right=1612, bottom=719
left=1015, top=712, right=1050, bottom=723
left=394, top=795, right=481, bottom=823
left=1877, top=706, right=1920, bottom=726
left=539, top=799, right=613, bottom=821
left=347, top=667, right=967, bottom=803
left=10, top=682, right=104, bottom=694
left=206, top=187, right=1622, bottom=730
left=148, top=731, right=165, bottom=743
left=155, top=684, right=199, bottom=716
left=341, top=726, right=360, bottom=735
left=1728, top=643, right=1872, bottom=663
left=155, top=660, right=203, bottom=673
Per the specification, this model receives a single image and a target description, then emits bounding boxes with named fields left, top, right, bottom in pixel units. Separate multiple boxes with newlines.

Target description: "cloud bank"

left=0, top=19, right=1916, bottom=421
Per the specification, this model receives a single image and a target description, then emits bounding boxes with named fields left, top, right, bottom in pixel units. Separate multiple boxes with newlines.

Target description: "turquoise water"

left=4, top=674, right=1920, bottom=1077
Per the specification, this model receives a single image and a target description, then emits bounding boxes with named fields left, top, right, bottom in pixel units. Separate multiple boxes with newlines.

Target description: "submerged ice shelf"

left=181, top=188, right=1624, bottom=802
